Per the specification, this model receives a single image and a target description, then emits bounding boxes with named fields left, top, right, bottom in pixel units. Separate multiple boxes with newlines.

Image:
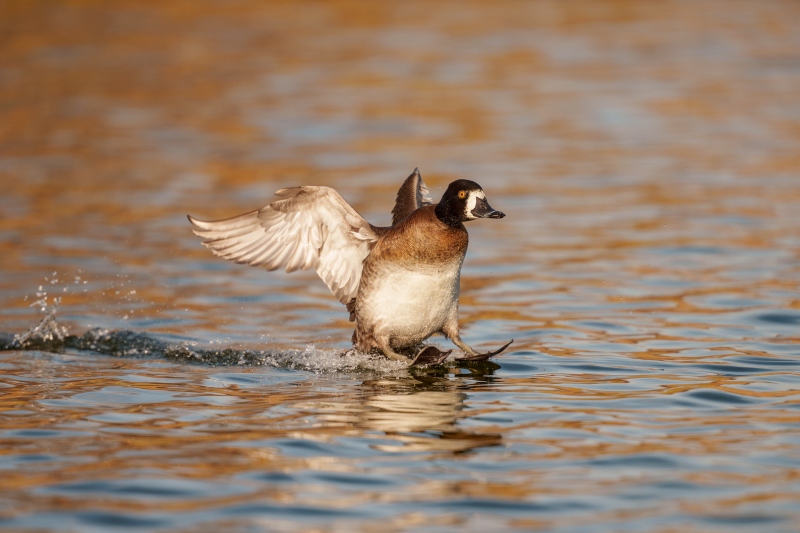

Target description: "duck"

left=187, top=168, right=513, bottom=366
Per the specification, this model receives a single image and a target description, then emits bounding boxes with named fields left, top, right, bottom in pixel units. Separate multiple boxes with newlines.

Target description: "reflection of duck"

left=188, top=169, right=512, bottom=366
left=355, top=370, right=502, bottom=453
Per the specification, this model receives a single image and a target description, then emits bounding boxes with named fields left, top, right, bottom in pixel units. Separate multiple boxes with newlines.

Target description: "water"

left=1, top=1, right=800, bottom=531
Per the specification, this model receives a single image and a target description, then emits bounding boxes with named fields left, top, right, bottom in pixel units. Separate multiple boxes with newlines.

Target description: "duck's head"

left=435, top=179, right=505, bottom=227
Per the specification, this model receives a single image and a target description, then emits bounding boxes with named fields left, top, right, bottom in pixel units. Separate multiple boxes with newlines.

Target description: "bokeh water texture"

left=1, top=1, right=799, bottom=531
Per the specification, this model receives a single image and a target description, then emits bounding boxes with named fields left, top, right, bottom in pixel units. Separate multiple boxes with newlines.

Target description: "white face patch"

left=464, top=190, right=485, bottom=220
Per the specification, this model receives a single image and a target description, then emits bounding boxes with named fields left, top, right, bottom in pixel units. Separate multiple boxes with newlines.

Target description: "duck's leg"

left=380, top=344, right=410, bottom=363
left=410, top=345, right=452, bottom=366
left=451, top=335, right=479, bottom=356
left=377, top=338, right=450, bottom=367
left=442, top=314, right=481, bottom=356
left=372, top=335, right=412, bottom=363
left=356, top=326, right=416, bottom=364
left=457, top=339, right=514, bottom=362
left=443, top=313, right=513, bottom=361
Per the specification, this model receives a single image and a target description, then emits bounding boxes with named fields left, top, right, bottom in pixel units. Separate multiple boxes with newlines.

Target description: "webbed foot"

left=456, top=339, right=514, bottom=362
left=410, top=345, right=452, bottom=367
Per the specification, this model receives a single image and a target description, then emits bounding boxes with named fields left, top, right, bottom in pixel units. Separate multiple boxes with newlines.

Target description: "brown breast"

left=371, top=205, right=469, bottom=268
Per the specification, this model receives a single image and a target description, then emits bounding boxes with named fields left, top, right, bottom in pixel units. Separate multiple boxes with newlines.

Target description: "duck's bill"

left=472, top=197, right=506, bottom=219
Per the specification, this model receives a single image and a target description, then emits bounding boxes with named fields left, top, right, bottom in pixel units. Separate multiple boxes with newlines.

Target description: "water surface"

left=1, top=1, right=799, bottom=531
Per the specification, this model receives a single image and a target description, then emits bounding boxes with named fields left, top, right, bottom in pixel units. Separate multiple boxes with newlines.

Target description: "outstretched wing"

left=188, top=186, right=378, bottom=305
left=390, top=168, right=433, bottom=226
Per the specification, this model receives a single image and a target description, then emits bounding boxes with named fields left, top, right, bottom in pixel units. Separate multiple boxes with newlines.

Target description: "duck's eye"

left=458, top=191, right=467, bottom=199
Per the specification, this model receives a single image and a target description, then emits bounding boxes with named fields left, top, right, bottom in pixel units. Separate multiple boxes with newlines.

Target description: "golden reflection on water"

left=3, top=347, right=799, bottom=530
left=1, top=0, right=800, bottom=531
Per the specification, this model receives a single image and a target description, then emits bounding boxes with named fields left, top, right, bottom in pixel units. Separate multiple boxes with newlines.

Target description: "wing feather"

left=241, top=239, right=279, bottom=267
left=188, top=186, right=377, bottom=304
left=391, top=168, right=433, bottom=226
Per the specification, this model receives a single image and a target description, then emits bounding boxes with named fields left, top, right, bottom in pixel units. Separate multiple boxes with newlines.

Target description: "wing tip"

left=275, top=186, right=308, bottom=197
left=188, top=214, right=208, bottom=235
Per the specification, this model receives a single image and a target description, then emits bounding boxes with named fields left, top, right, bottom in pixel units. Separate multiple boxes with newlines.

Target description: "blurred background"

left=1, top=1, right=800, bottom=532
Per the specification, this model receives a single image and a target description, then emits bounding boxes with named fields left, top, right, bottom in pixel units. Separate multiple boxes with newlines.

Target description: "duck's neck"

left=434, top=203, right=464, bottom=228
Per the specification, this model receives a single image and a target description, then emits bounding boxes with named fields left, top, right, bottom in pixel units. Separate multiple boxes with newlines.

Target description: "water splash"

left=1, top=326, right=413, bottom=374
left=0, top=275, right=450, bottom=373
left=12, top=288, right=69, bottom=351
left=0, top=275, right=476, bottom=374
left=67, top=328, right=409, bottom=373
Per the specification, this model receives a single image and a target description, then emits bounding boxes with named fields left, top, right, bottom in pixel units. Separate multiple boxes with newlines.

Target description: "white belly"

left=359, top=262, right=461, bottom=348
